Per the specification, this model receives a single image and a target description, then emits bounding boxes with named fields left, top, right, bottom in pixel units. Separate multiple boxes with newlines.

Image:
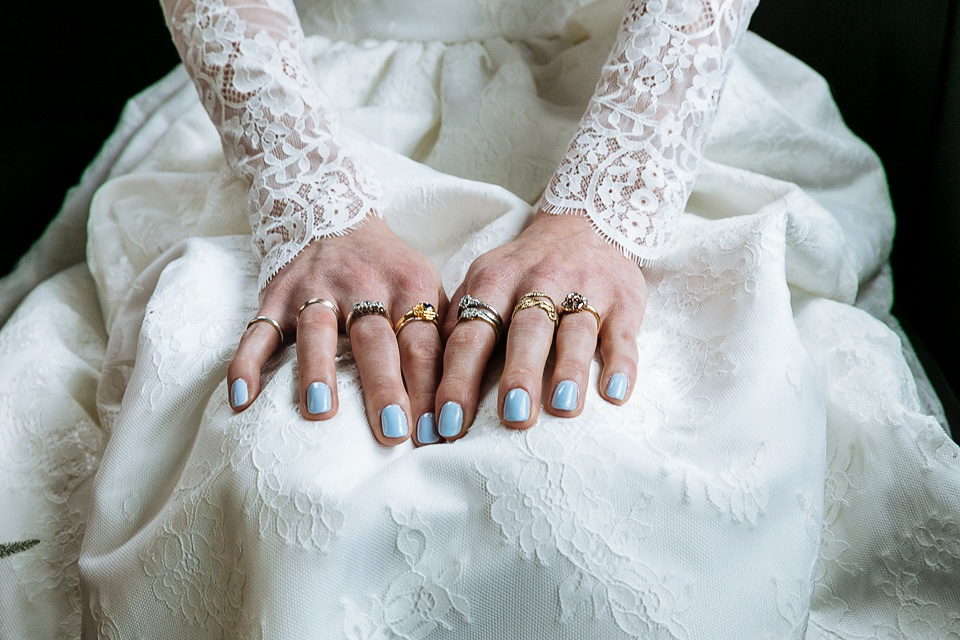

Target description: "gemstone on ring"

left=561, top=292, right=588, bottom=312
left=412, top=302, right=437, bottom=321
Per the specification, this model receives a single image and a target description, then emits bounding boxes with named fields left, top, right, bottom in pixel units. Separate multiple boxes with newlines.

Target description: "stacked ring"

left=559, top=292, right=602, bottom=331
left=457, top=294, right=504, bottom=342
left=394, top=302, right=440, bottom=335
left=345, top=300, right=391, bottom=334
left=511, top=291, right=559, bottom=327
left=297, top=297, right=341, bottom=322
left=246, top=316, right=284, bottom=343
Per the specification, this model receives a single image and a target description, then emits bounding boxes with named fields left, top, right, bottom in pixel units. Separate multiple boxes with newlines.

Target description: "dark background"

left=3, top=1, right=958, bottom=427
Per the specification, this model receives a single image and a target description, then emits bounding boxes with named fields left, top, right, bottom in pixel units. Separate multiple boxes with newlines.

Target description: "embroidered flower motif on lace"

left=477, top=427, right=689, bottom=638
left=342, top=509, right=471, bottom=640
left=541, top=0, right=759, bottom=264
left=164, top=0, right=382, bottom=291
left=142, top=497, right=245, bottom=629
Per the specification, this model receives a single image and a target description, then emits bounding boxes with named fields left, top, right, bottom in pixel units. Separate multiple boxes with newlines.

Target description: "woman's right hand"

left=227, top=216, right=447, bottom=447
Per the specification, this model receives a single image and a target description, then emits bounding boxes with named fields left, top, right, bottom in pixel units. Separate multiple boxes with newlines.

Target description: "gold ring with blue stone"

left=394, top=302, right=440, bottom=335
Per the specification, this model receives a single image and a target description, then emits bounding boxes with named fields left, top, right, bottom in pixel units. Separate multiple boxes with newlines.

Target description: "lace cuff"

left=541, top=0, right=758, bottom=265
left=163, top=0, right=382, bottom=291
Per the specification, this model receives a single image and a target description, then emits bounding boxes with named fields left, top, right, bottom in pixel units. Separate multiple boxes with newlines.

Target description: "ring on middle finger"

left=394, top=302, right=440, bottom=335
left=345, top=300, right=391, bottom=335
left=511, top=291, right=559, bottom=327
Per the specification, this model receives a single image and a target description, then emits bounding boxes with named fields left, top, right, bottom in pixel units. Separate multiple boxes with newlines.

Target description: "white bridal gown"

left=1, top=0, right=959, bottom=637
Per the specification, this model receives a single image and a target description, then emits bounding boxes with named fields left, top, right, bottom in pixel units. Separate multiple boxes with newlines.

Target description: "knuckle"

left=297, top=311, right=336, bottom=332
left=350, top=318, right=391, bottom=343
left=403, top=333, right=441, bottom=366
left=447, top=324, right=494, bottom=356
left=467, top=261, right=506, bottom=289
left=503, top=362, right=541, bottom=382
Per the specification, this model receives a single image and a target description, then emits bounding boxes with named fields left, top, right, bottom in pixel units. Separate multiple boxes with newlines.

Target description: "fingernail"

left=504, top=388, right=531, bottom=422
left=230, top=378, right=248, bottom=408
left=551, top=380, right=579, bottom=411
left=438, top=401, right=463, bottom=438
left=417, top=412, right=439, bottom=444
left=606, top=373, right=628, bottom=401
left=306, top=382, right=332, bottom=415
left=381, top=404, right=408, bottom=439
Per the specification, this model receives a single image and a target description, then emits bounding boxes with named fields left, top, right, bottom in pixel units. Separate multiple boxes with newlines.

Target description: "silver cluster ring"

left=457, top=294, right=504, bottom=342
left=345, top=300, right=391, bottom=334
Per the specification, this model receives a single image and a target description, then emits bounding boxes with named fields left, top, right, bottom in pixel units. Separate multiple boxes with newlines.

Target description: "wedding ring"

left=345, top=300, right=391, bottom=334
left=394, top=302, right=440, bottom=335
left=559, top=292, right=602, bottom=332
left=511, top=292, right=558, bottom=327
left=457, top=294, right=504, bottom=343
left=246, top=316, right=284, bottom=343
left=297, top=297, right=341, bottom=322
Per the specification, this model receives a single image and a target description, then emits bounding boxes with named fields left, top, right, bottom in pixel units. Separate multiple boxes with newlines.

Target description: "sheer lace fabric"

left=542, top=0, right=758, bottom=264
left=163, top=0, right=382, bottom=291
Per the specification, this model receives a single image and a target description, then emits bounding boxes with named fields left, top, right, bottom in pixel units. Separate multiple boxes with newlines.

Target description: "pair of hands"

left=228, top=210, right=647, bottom=446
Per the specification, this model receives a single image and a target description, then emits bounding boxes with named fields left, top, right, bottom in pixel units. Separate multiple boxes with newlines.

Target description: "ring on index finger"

left=456, top=294, right=504, bottom=343
left=395, top=302, right=440, bottom=336
left=345, top=300, right=392, bottom=335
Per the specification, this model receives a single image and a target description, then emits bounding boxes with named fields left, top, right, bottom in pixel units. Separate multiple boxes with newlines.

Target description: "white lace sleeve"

left=161, top=0, right=382, bottom=291
left=540, top=0, right=758, bottom=265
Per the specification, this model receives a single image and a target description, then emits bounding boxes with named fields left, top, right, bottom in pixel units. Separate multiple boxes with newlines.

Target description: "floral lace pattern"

left=477, top=427, right=690, bottom=638
left=342, top=510, right=471, bottom=639
left=541, top=0, right=759, bottom=264
left=163, top=0, right=382, bottom=291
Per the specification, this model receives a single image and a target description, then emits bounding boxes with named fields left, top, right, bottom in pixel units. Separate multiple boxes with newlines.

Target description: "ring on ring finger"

left=298, top=297, right=341, bottom=324
left=558, top=292, right=602, bottom=332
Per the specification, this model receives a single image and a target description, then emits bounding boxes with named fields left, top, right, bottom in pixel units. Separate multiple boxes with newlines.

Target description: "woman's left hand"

left=430, top=209, right=648, bottom=441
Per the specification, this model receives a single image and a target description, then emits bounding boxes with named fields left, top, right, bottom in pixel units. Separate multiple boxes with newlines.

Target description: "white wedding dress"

left=1, top=0, right=958, bottom=638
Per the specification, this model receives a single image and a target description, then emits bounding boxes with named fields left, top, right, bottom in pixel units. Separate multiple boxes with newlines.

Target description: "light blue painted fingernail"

left=381, top=404, right=408, bottom=439
left=230, top=378, right=249, bottom=408
left=551, top=380, right=579, bottom=411
left=438, top=402, right=463, bottom=438
left=306, top=382, right=332, bottom=415
left=417, top=413, right=439, bottom=444
left=606, top=373, right=629, bottom=401
left=504, top=388, right=531, bottom=422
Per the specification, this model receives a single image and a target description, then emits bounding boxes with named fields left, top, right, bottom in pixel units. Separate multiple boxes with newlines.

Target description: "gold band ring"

left=394, top=302, right=440, bottom=335
left=298, top=297, right=341, bottom=322
left=345, top=300, right=391, bottom=335
left=247, top=316, right=284, bottom=343
left=559, top=292, right=602, bottom=332
left=457, top=294, right=504, bottom=342
left=511, top=292, right=558, bottom=326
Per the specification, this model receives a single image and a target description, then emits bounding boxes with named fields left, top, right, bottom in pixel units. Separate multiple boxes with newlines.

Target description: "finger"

left=498, top=294, right=558, bottom=429
left=349, top=309, right=411, bottom=446
left=296, top=300, right=341, bottom=421
left=434, top=291, right=508, bottom=441
left=396, top=313, right=444, bottom=446
left=546, top=307, right=600, bottom=417
left=227, top=310, right=288, bottom=411
left=598, top=305, right=643, bottom=405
